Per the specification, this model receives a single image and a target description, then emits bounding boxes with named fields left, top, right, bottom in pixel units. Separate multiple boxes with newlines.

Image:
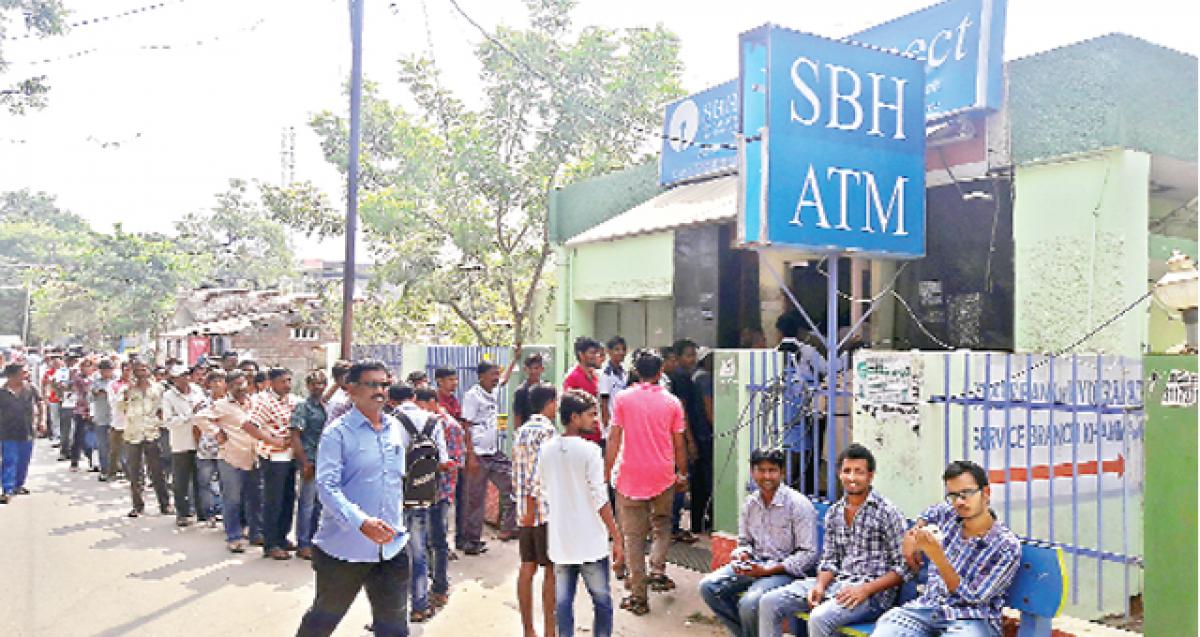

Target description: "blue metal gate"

left=425, top=345, right=514, bottom=450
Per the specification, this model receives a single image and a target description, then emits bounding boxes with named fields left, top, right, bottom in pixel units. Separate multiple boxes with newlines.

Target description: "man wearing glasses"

left=872, top=460, right=1021, bottom=637
left=296, top=360, right=411, bottom=637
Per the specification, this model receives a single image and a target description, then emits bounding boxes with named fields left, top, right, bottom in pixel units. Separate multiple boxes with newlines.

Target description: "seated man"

left=759, top=443, right=907, bottom=637
left=873, top=460, right=1021, bottom=637
left=698, top=448, right=817, bottom=637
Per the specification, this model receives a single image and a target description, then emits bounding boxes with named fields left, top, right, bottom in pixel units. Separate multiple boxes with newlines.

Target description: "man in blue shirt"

left=296, top=360, right=410, bottom=637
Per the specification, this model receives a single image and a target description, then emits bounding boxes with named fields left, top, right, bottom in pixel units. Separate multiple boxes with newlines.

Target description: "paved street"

left=0, top=440, right=723, bottom=637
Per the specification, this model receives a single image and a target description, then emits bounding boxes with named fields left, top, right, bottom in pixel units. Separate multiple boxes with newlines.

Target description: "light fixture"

left=1154, top=250, right=1199, bottom=353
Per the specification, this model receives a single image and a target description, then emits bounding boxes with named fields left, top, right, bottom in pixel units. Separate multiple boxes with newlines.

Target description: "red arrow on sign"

left=988, top=455, right=1125, bottom=485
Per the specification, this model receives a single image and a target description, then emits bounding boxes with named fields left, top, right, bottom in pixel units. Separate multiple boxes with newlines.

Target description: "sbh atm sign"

left=739, top=26, right=926, bottom=258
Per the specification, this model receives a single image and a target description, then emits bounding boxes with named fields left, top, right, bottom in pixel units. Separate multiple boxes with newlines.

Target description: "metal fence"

left=929, top=352, right=1144, bottom=615
left=425, top=345, right=514, bottom=449
left=350, top=344, right=404, bottom=377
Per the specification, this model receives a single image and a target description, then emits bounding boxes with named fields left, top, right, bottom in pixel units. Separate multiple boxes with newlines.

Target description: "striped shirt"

left=511, top=414, right=557, bottom=526
left=436, top=412, right=464, bottom=503
left=909, top=502, right=1021, bottom=631
left=818, top=489, right=908, bottom=608
left=248, top=390, right=299, bottom=461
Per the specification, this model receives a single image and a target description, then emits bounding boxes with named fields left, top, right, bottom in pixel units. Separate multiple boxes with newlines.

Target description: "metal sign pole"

left=825, top=256, right=839, bottom=501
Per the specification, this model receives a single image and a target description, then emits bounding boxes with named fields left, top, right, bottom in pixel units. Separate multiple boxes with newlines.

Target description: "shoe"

left=127, top=509, right=142, bottom=518
left=496, top=531, right=519, bottom=542
left=51, top=441, right=61, bottom=448
left=268, top=548, right=291, bottom=560
left=430, top=593, right=449, bottom=609
left=463, top=542, right=489, bottom=556
left=296, top=547, right=314, bottom=560
left=0, top=494, right=8, bottom=504
left=16, top=487, right=30, bottom=495
left=448, top=550, right=459, bottom=561
left=672, top=530, right=698, bottom=544
left=250, top=537, right=264, bottom=547
left=98, top=475, right=108, bottom=482
left=176, top=518, right=192, bottom=528
left=227, top=540, right=246, bottom=553
left=88, top=466, right=100, bottom=473
left=57, top=456, right=68, bottom=461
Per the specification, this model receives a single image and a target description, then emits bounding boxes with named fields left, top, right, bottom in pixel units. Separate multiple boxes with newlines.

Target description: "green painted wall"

left=1013, top=150, right=1150, bottom=357
left=712, top=350, right=777, bottom=533
left=571, top=232, right=674, bottom=301
left=1009, top=34, right=1198, bottom=164
left=1143, top=355, right=1198, bottom=637
left=548, top=161, right=660, bottom=244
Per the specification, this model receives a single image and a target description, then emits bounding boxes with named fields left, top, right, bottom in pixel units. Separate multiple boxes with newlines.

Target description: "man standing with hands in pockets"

left=296, top=360, right=411, bottom=637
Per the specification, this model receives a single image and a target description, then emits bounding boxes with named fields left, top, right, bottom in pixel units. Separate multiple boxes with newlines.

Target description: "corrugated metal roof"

left=563, top=175, right=736, bottom=247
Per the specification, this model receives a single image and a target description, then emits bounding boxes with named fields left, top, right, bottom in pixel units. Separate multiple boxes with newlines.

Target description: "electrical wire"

left=0, top=0, right=190, bottom=41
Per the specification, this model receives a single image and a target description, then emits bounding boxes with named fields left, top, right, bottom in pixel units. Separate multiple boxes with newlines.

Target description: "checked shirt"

left=511, top=414, right=557, bottom=526
left=818, top=489, right=908, bottom=607
left=908, top=502, right=1022, bottom=632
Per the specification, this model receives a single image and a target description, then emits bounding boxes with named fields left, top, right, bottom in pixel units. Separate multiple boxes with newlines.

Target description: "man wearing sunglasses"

left=872, top=460, right=1021, bottom=637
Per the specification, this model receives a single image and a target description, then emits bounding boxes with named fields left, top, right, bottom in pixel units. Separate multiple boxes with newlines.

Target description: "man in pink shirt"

left=604, top=350, right=688, bottom=617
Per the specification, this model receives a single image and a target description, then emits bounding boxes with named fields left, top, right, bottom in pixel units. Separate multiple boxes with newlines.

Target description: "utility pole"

left=341, top=0, right=365, bottom=360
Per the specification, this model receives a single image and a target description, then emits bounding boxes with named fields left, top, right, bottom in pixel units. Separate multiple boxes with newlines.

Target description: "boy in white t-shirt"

left=537, top=389, right=623, bottom=637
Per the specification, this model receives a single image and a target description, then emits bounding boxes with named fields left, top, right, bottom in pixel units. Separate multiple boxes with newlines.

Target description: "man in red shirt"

left=562, top=337, right=603, bottom=444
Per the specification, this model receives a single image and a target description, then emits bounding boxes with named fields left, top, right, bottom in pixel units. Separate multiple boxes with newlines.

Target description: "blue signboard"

left=659, top=80, right=739, bottom=187
left=851, top=0, right=1007, bottom=119
left=738, top=25, right=926, bottom=259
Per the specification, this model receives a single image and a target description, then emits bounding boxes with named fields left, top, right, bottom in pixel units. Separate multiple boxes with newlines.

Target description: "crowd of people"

left=0, top=336, right=1022, bottom=637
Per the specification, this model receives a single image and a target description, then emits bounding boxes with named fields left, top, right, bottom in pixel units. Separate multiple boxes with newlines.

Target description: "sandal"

left=410, top=609, right=434, bottom=623
left=430, top=593, right=449, bottom=609
left=620, top=595, right=650, bottom=616
left=647, top=573, right=676, bottom=592
left=672, top=530, right=698, bottom=544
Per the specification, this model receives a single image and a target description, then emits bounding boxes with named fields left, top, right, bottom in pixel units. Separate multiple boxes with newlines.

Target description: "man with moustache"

left=758, top=444, right=906, bottom=636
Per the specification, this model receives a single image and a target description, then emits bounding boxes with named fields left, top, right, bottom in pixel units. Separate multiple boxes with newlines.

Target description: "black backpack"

left=397, top=411, right=440, bottom=509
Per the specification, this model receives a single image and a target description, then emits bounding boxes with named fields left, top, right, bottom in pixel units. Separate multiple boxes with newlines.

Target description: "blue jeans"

left=95, top=423, right=111, bottom=475
left=759, top=577, right=890, bottom=637
left=404, top=507, right=432, bottom=611
left=296, top=474, right=322, bottom=549
left=555, top=558, right=613, bottom=637
left=429, top=499, right=451, bottom=595
left=217, top=460, right=262, bottom=543
left=196, top=458, right=221, bottom=520
left=1, top=440, right=34, bottom=494
left=699, top=564, right=794, bottom=637
left=872, top=606, right=998, bottom=637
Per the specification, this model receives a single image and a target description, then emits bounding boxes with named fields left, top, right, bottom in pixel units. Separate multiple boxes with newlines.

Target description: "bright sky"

left=0, top=0, right=1195, bottom=260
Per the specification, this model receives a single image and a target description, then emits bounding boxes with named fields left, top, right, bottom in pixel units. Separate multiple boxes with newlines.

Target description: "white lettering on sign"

left=788, top=57, right=909, bottom=140
left=788, top=165, right=909, bottom=237
left=900, top=14, right=974, bottom=69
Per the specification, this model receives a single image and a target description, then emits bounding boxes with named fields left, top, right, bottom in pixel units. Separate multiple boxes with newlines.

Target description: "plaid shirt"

left=248, top=390, right=299, bottom=461
left=818, top=489, right=908, bottom=607
left=735, top=483, right=819, bottom=577
left=511, top=414, right=557, bottom=526
left=437, top=412, right=464, bottom=503
left=909, top=502, right=1022, bottom=631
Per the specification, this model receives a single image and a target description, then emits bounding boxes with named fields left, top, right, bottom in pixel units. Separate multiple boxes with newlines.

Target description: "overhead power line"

left=0, top=0, right=190, bottom=41
left=10, top=17, right=267, bottom=67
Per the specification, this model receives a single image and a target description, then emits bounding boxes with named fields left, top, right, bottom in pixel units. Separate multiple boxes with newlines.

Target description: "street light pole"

left=341, top=0, right=365, bottom=360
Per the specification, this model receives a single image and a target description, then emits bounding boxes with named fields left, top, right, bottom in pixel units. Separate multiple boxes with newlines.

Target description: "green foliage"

left=297, top=1, right=683, bottom=345
left=174, top=179, right=296, bottom=289
left=0, top=1, right=67, bottom=113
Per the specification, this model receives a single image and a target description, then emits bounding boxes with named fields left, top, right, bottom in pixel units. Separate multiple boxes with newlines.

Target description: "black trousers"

left=125, top=440, right=170, bottom=513
left=690, top=437, right=714, bottom=533
left=171, top=451, right=201, bottom=519
left=296, top=546, right=410, bottom=637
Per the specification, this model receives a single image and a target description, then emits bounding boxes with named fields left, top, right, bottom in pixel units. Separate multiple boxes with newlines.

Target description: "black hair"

left=574, top=336, right=601, bottom=359
left=658, top=345, right=677, bottom=360
left=206, top=370, right=228, bottom=383
left=267, top=367, right=291, bottom=381
left=406, top=370, right=428, bottom=384
left=221, top=351, right=239, bottom=359
left=606, top=335, right=627, bottom=350
left=226, top=370, right=246, bottom=384
left=239, top=359, right=259, bottom=372
left=3, top=363, right=23, bottom=377
left=254, top=371, right=267, bottom=384
left=672, top=338, right=698, bottom=357
left=838, top=443, right=877, bottom=473
left=331, top=360, right=353, bottom=382
left=347, top=359, right=389, bottom=384
left=415, top=388, right=438, bottom=403
left=433, top=367, right=457, bottom=381
left=775, top=312, right=803, bottom=339
left=477, top=361, right=499, bottom=376
left=942, top=460, right=989, bottom=488
left=98, top=359, right=115, bottom=370
left=388, top=383, right=414, bottom=403
left=524, top=353, right=544, bottom=368
left=634, top=350, right=663, bottom=379
left=528, top=383, right=557, bottom=415
left=750, top=447, right=786, bottom=469
left=559, top=389, right=596, bottom=427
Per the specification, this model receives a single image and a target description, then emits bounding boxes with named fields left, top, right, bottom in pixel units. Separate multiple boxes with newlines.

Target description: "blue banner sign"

left=738, top=25, right=926, bottom=259
left=659, top=80, right=739, bottom=187
left=851, top=0, right=1007, bottom=119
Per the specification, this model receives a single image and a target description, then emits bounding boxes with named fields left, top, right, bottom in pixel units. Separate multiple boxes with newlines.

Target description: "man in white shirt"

left=538, top=389, right=623, bottom=637
left=162, top=364, right=205, bottom=526
left=461, top=361, right=518, bottom=554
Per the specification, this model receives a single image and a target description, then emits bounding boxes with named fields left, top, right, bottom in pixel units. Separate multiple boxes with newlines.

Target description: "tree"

left=297, top=0, right=684, bottom=345
left=0, top=1, right=66, bottom=114
left=175, top=179, right=297, bottom=289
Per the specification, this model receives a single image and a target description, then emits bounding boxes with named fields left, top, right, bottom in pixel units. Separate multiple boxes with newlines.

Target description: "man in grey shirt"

left=699, top=448, right=817, bottom=636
